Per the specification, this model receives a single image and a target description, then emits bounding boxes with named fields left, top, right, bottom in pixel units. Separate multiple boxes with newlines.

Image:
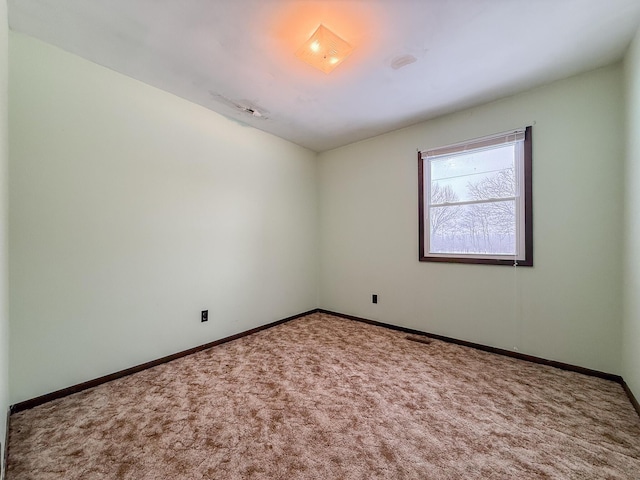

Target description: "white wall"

left=0, top=0, right=8, bottom=475
left=8, top=33, right=318, bottom=404
left=623, top=27, right=640, bottom=399
left=319, top=65, right=624, bottom=374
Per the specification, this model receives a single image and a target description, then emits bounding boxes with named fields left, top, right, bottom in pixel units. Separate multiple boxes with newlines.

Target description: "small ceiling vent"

left=242, top=107, right=263, bottom=118
left=210, top=93, right=269, bottom=120
left=391, top=54, right=417, bottom=70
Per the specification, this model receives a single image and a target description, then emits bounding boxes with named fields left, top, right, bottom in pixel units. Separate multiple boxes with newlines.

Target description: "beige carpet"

left=7, top=313, right=640, bottom=479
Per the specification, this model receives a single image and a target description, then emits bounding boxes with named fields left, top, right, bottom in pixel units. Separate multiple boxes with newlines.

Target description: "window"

left=418, top=127, right=532, bottom=266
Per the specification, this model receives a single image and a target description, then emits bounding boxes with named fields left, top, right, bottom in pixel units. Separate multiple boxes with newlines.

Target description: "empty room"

left=1, top=0, right=640, bottom=478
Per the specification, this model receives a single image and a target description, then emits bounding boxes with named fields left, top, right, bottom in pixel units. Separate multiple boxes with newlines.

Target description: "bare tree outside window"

left=430, top=169, right=516, bottom=255
left=429, top=182, right=461, bottom=237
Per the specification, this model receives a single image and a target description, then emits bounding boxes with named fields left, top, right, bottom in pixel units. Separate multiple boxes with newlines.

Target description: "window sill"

left=419, top=255, right=533, bottom=266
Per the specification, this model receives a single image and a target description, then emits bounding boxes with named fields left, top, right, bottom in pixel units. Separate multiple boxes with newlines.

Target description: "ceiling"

left=8, top=0, right=640, bottom=152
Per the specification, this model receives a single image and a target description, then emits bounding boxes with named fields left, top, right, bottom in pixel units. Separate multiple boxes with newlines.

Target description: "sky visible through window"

left=431, top=145, right=515, bottom=202
left=428, top=144, right=517, bottom=256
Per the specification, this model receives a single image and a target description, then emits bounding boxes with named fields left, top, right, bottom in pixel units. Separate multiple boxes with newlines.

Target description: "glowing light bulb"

left=310, top=41, right=320, bottom=52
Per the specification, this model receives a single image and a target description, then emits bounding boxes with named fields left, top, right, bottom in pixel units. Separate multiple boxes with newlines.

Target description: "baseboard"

left=11, top=307, right=639, bottom=420
left=318, top=309, right=623, bottom=383
left=10, top=308, right=320, bottom=414
left=621, top=380, right=640, bottom=418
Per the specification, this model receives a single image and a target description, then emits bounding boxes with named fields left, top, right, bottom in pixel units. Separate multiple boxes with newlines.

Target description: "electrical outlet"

left=372, top=294, right=378, bottom=304
left=201, top=310, right=208, bottom=322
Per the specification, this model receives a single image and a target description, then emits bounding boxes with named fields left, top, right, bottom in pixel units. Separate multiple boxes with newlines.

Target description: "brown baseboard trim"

left=10, top=308, right=320, bottom=414
left=318, top=309, right=623, bottom=383
left=621, top=380, right=640, bottom=418
left=12, top=308, right=637, bottom=419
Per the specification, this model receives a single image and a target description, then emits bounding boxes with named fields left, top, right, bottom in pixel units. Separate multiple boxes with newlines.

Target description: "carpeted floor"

left=7, top=313, right=640, bottom=479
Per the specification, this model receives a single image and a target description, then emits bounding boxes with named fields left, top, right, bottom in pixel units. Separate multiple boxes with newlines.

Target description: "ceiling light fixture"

left=296, top=24, right=354, bottom=74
